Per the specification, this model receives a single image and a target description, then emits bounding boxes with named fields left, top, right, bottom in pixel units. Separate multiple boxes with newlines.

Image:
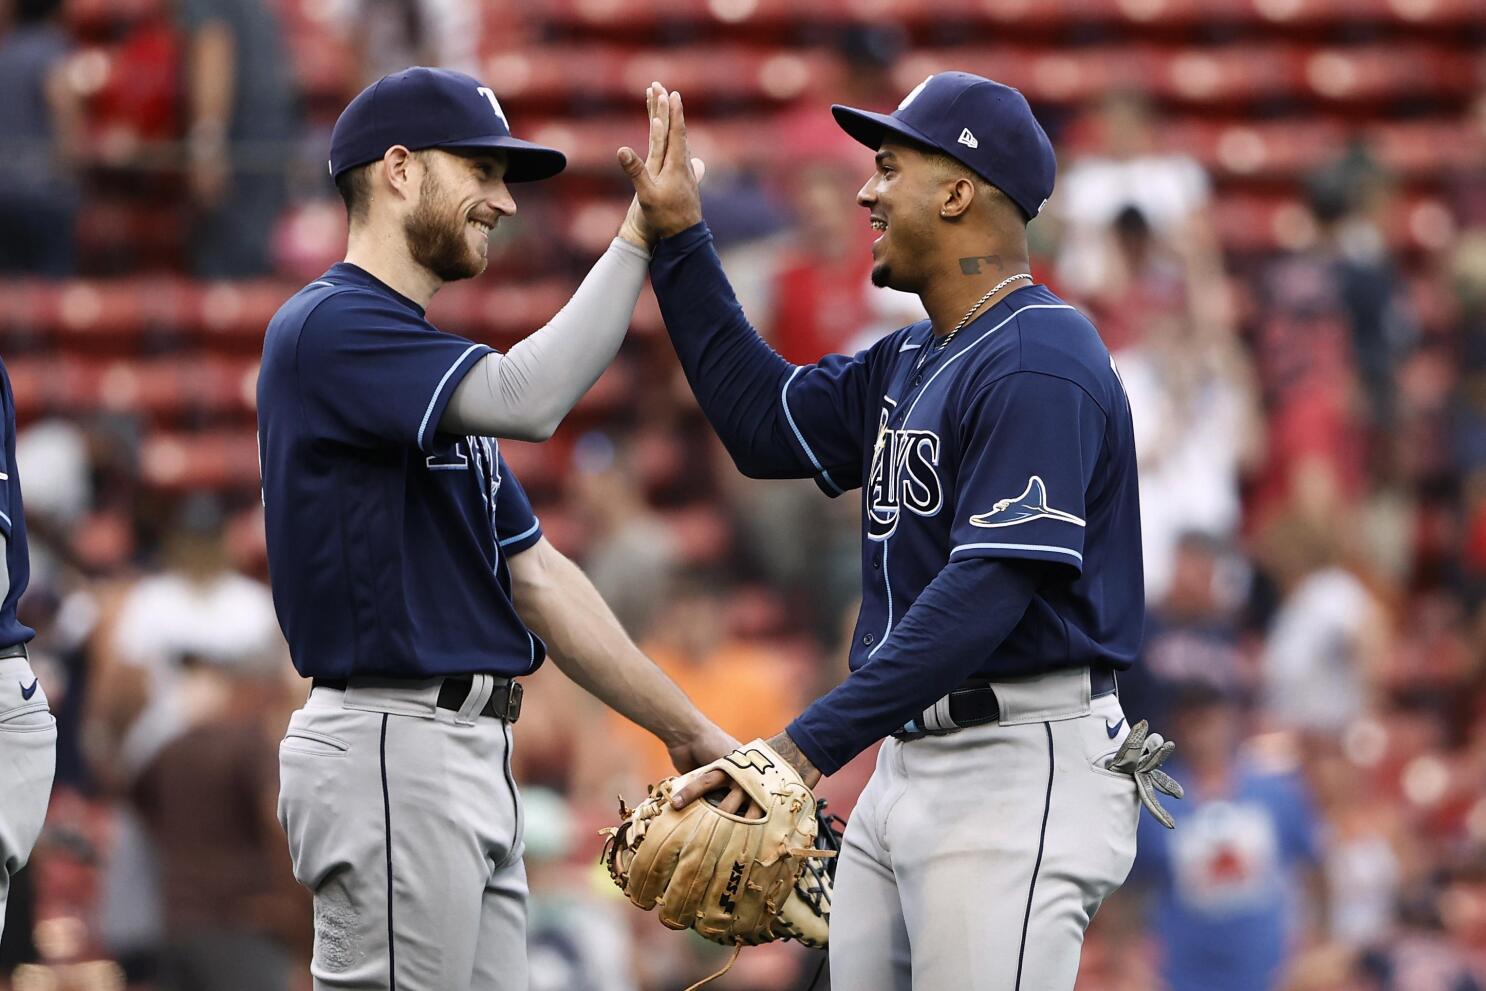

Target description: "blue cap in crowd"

left=833, top=71, right=1056, bottom=220
left=329, top=67, right=566, bottom=183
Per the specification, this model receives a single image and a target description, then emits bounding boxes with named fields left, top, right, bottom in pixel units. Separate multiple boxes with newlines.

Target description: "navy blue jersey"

left=781, top=284, right=1144, bottom=679
left=257, top=263, right=545, bottom=679
left=0, top=357, right=33, bottom=649
left=783, top=284, right=1144, bottom=677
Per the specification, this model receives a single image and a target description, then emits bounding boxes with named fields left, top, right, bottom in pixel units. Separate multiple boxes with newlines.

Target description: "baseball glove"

left=599, top=739, right=838, bottom=949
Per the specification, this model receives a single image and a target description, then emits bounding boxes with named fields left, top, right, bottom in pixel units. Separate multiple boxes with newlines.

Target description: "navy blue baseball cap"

left=833, top=72, right=1055, bottom=220
left=329, top=67, right=566, bottom=183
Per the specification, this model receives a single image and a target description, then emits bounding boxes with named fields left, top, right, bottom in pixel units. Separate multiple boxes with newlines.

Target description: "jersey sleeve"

left=777, top=340, right=891, bottom=497
left=778, top=329, right=903, bottom=496
left=298, top=290, right=493, bottom=452
left=651, top=221, right=889, bottom=494
left=947, top=371, right=1106, bottom=573
left=493, top=455, right=542, bottom=556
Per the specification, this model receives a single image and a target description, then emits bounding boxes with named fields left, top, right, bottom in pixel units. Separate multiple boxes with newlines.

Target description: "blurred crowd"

left=2, top=0, right=1486, bottom=989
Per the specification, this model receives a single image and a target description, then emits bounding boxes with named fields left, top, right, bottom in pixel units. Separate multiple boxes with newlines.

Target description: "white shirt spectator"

left=1261, top=567, right=1380, bottom=733
left=111, top=570, right=281, bottom=680
left=1054, top=154, right=1211, bottom=296
left=1120, top=345, right=1246, bottom=601
left=109, top=568, right=283, bottom=779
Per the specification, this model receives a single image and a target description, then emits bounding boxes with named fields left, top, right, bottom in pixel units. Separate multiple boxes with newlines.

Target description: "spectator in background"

left=79, top=495, right=283, bottom=975
left=334, top=0, right=480, bottom=86
left=1120, top=531, right=1247, bottom=733
left=131, top=663, right=306, bottom=991
left=0, top=0, right=82, bottom=276
left=1112, top=204, right=1263, bottom=600
left=90, top=494, right=282, bottom=784
left=1052, top=88, right=1230, bottom=335
left=1304, top=740, right=1403, bottom=952
left=765, top=157, right=924, bottom=363
left=176, top=0, right=298, bottom=278
left=1306, top=159, right=1417, bottom=437
left=568, top=432, right=679, bottom=642
left=1257, top=515, right=1388, bottom=736
left=765, top=159, right=879, bottom=364
left=1087, top=203, right=1190, bottom=352
left=612, top=574, right=805, bottom=786
left=1251, top=220, right=1369, bottom=527
left=1447, top=235, right=1486, bottom=600
left=1351, top=883, right=1485, bottom=991
left=1130, top=683, right=1324, bottom=991
left=522, top=787, right=636, bottom=991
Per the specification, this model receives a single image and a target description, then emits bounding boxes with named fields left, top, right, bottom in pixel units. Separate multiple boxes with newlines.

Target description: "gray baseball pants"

left=828, top=669, right=1140, bottom=991
left=278, top=676, right=527, bottom=991
left=0, top=655, right=56, bottom=939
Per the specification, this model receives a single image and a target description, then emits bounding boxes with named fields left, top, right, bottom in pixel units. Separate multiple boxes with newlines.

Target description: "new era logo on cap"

left=958, top=128, right=979, bottom=149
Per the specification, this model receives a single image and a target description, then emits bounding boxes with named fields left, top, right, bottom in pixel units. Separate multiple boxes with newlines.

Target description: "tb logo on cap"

left=898, top=76, right=933, bottom=111
left=476, top=86, right=508, bottom=127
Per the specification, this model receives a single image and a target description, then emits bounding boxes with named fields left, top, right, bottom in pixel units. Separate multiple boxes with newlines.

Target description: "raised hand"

left=616, top=82, right=673, bottom=248
left=617, top=83, right=705, bottom=243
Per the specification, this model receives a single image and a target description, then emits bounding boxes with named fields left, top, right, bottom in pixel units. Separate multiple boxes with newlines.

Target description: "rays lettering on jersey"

left=867, top=407, right=943, bottom=541
left=428, top=435, right=504, bottom=530
left=466, top=435, right=502, bottom=515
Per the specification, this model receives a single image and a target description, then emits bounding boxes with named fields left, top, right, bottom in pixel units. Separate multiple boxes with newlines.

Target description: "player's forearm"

left=650, top=222, right=812, bottom=479
left=441, top=238, right=650, bottom=442
left=509, top=539, right=710, bottom=747
left=787, top=556, right=1047, bottom=776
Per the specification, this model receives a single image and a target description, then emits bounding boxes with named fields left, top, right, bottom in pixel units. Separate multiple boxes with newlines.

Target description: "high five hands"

left=616, top=81, right=705, bottom=249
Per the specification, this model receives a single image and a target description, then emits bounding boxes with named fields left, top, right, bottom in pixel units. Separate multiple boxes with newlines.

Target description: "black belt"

left=893, top=666, right=1117, bottom=741
left=0, top=642, right=28, bottom=660
left=311, top=675, right=523, bottom=723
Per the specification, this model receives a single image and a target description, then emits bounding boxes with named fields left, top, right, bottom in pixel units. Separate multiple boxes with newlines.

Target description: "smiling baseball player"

left=259, top=70, right=734, bottom=990
left=0, top=354, right=53, bottom=942
left=626, top=75, right=1181, bottom=989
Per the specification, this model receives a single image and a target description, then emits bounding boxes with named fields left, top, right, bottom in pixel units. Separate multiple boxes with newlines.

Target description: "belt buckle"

left=499, top=681, right=523, bottom=723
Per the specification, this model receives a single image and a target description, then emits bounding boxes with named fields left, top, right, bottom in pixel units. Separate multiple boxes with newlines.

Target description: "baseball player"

left=628, top=75, right=1178, bottom=989
left=0, top=354, right=53, bottom=941
left=258, top=69, right=734, bottom=990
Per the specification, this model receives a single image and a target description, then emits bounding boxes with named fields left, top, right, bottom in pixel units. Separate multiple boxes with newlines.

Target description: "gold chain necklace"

left=938, top=272, right=1032, bottom=349
left=918, top=272, right=1033, bottom=372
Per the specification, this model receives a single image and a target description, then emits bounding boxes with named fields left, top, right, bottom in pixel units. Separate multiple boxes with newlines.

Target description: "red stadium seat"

left=5, top=354, right=257, bottom=423
left=1210, top=190, right=1458, bottom=254
left=478, top=46, right=833, bottom=110
left=140, top=429, right=261, bottom=490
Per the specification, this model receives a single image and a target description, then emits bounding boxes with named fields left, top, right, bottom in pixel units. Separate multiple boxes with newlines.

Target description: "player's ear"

left=382, top=145, right=418, bottom=200
left=940, top=176, right=975, bottom=220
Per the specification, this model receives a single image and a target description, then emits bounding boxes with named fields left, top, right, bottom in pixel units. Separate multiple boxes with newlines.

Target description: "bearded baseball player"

left=626, top=75, right=1181, bottom=989
left=258, top=69, right=734, bottom=990
left=0, top=355, right=52, bottom=942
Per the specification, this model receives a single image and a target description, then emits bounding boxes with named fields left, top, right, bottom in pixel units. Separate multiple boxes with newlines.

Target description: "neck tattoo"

left=932, top=272, right=1033, bottom=352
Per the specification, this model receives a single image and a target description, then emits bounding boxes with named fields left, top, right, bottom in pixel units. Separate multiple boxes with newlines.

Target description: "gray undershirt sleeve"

left=440, top=237, right=651, bottom=442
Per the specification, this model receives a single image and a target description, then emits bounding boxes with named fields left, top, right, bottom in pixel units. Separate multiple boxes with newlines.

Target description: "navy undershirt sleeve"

left=787, top=555, right=1049, bottom=776
left=649, top=222, right=811, bottom=479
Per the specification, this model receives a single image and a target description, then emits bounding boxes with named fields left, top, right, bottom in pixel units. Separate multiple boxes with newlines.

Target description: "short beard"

left=870, top=262, right=893, bottom=289
left=404, top=169, right=485, bottom=282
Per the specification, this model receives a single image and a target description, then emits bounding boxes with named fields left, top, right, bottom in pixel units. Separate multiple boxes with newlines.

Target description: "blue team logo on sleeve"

left=969, top=476, right=1085, bottom=529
